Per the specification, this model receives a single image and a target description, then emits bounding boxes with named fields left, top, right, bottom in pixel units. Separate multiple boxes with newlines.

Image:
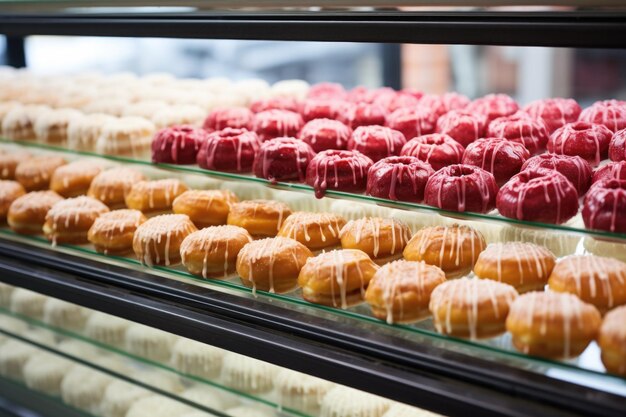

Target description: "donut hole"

left=446, top=165, right=477, bottom=178
left=569, top=121, right=593, bottom=132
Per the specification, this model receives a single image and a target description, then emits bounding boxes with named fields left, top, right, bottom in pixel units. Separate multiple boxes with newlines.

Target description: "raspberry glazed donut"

left=203, top=107, right=253, bottom=132
left=252, top=109, right=304, bottom=142
left=386, top=107, right=437, bottom=140
left=366, top=156, right=434, bottom=202
left=465, top=93, right=519, bottom=123
left=593, top=161, right=626, bottom=185
left=299, top=100, right=343, bottom=122
left=347, top=86, right=394, bottom=104
left=423, top=164, right=498, bottom=213
left=339, top=217, right=412, bottom=264
left=610, top=128, right=626, bottom=161
left=373, top=91, right=420, bottom=113
left=462, top=137, right=530, bottom=186
left=435, top=110, right=487, bottom=147
left=579, top=99, right=626, bottom=132
left=43, top=196, right=110, bottom=245
left=486, top=111, right=549, bottom=155
left=249, top=97, right=300, bottom=113
left=252, top=137, right=316, bottom=182
left=418, top=92, right=470, bottom=118
left=548, top=121, right=613, bottom=166
left=132, top=214, right=197, bottom=266
left=305, top=150, right=374, bottom=198
left=196, top=128, right=261, bottom=173
left=307, top=82, right=347, bottom=100
left=400, top=133, right=464, bottom=171
left=347, top=125, right=406, bottom=162
left=299, top=119, right=351, bottom=152
left=151, top=125, right=207, bottom=165
left=521, top=154, right=593, bottom=195
left=599, top=305, right=626, bottom=376
left=496, top=169, right=579, bottom=224
left=523, top=98, right=582, bottom=133
left=338, top=102, right=387, bottom=129
left=582, top=179, right=626, bottom=233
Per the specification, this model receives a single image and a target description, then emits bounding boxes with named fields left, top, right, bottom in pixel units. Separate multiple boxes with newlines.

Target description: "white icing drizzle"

left=88, top=209, right=145, bottom=254
left=45, top=196, right=109, bottom=246
left=339, top=217, right=411, bottom=258
left=477, top=242, right=554, bottom=286
left=133, top=214, right=197, bottom=266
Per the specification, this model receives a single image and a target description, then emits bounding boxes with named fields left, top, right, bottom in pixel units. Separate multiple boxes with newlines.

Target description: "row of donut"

left=0, top=285, right=436, bottom=417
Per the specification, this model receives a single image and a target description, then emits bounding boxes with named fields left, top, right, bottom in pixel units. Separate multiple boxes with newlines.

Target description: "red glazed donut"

left=338, top=102, right=387, bottom=129
left=487, top=111, right=549, bottom=154
left=373, top=92, right=420, bottom=113
left=253, top=137, right=316, bottom=182
left=299, top=119, right=351, bottom=152
left=423, top=164, right=498, bottom=213
left=435, top=110, right=487, bottom=148
left=583, top=179, right=626, bottom=233
left=151, top=125, right=207, bottom=165
left=547, top=121, right=613, bottom=166
left=203, top=107, right=253, bottom=132
left=250, top=97, right=300, bottom=113
left=496, top=169, right=579, bottom=224
left=465, top=94, right=519, bottom=123
left=300, top=99, right=343, bottom=122
left=418, top=92, right=470, bottom=118
left=521, top=153, right=593, bottom=195
left=366, top=156, right=434, bottom=202
left=592, top=161, right=626, bottom=183
left=347, top=125, right=406, bottom=162
left=305, top=149, right=373, bottom=198
left=401, top=88, right=424, bottom=101
left=462, top=137, right=530, bottom=186
left=400, top=133, right=465, bottom=171
left=579, top=100, right=626, bottom=132
left=609, top=128, right=626, bottom=161
left=307, top=82, right=347, bottom=100
left=196, top=128, right=261, bottom=172
left=386, top=108, right=437, bottom=141
left=347, top=86, right=395, bottom=104
left=523, top=98, right=582, bottom=133
left=252, top=109, right=304, bottom=142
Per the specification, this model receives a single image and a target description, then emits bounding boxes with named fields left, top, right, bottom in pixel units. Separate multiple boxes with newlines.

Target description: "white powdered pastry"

left=0, top=340, right=43, bottom=380
left=152, top=105, right=205, bottom=129
left=23, top=353, right=74, bottom=395
left=2, top=105, right=50, bottom=140
left=171, top=337, right=225, bottom=379
left=276, top=369, right=334, bottom=414
left=320, top=386, right=392, bottom=417
left=233, top=79, right=271, bottom=105
left=271, top=79, right=310, bottom=100
left=0, top=283, right=15, bottom=307
left=383, top=403, right=443, bottom=417
left=61, top=364, right=113, bottom=413
left=84, top=312, right=131, bottom=347
left=67, top=113, right=117, bottom=151
left=220, top=353, right=278, bottom=394
left=125, top=323, right=178, bottom=362
left=125, top=395, right=194, bottom=417
left=180, top=385, right=225, bottom=412
left=0, top=315, right=28, bottom=344
left=221, top=182, right=273, bottom=201
left=204, top=77, right=232, bottom=94
left=10, top=288, right=48, bottom=319
left=95, top=116, right=155, bottom=159
left=226, top=405, right=274, bottom=417
left=43, top=298, right=91, bottom=331
left=32, top=108, right=83, bottom=145
left=56, top=339, right=100, bottom=360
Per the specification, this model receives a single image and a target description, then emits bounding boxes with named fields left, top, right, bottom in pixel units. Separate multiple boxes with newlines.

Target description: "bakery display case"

left=0, top=2, right=625, bottom=417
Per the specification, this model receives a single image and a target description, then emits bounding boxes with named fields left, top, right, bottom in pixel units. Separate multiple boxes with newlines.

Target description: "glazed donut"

left=0, top=180, right=25, bottom=220
left=181, top=225, right=252, bottom=279
left=299, top=100, right=344, bottom=122
left=172, top=189, right=238, bottom=229
left=521, top=153, right=592, bottom=195
left=347, top=86, right=395, bottom=104
left=610, top=128, right=626, bottom=161
left=87, top=209, right=146, bottom=255
left=400, top=133, right=464, bottom=171
left=15, top=155, right=66, bottom=191
left=87, top=167, right=146, bottom=208
left=506, top=291, right=601, bottom=358
left=203, top=107, right=253, bottom=132
left=33, top=108, right=82, bottom=146
left=474, top=242, right=556, bottom=293
left=151, top=125, right=207, bottom=165
left=250, top=97, right=300, bottom=113
left=43, top=196, right=110, bottom=245
left=429, top=277, right=518, bottom=339
left=49, top=160, right=106, bottom=198
left=365, top=260, right=446, bottom=323
left=132, top=214, right=197, bottom=266
left=462, top=137, right=530, bottom=186
left=252, top=109, right=304, bottom=142
left=0, top=151, right=31, bottom=180
left=298, top=249, right=379, bottom=308
left=403, top=224, right=486, bottom=278
left=579, top=99, right=626, bottom=132
left=124, top=179, right=188, bottom=214
left=598, top=305, right=626, bottom=376
left=7, top=191, right=63, bottom=234
left=196, top=128, right=261, bottom=173
left=339, top=217, right=411, bottom=264
left=548, top=255, right=626, bottom=313
left=277, top=212, right=346, bottom=251
left=385, top=107, right=437, bottom=140
left=227, top=199, right=292, bottom=238
left=366, top=156, right=434, bottom=202
left=305, top=150, right=374, bottom=198
left=593, top=161, right=626, bottom=183
left=465, top=93, right=519, bottom=123
left=423, top=164, right=498, bottom=214
left=548, top=121, right=613, bottom=166
left=523, top=98, right=582, bottom=133
left=435, top=109, right=486, bottom=147
left=96, top=116, right=155, bottom=159
left=299, top=118, right=351, bottom=152
left=486, top=111, right=549, bottom=154
left=307, top=82, right=347, bottom=100
left=253, top=137, right=316, bottom=182
left=236, top=237, right=312, bottom=293
left=67, top=113, right=116, bottom=152
left=122, top=100, right=169, bottom=119
left=338, top=102, right=387, bottom=129
left=496, top=169, right=579, bottom=224
left=418, top=92, right=470, bottom=118
left=2, top=105, right=49, bottom=141
left=347, top=125, right=406, bottom=162
left=583, top=179, right=626, bottom=233
left=374, top=91, right=420, bottom=113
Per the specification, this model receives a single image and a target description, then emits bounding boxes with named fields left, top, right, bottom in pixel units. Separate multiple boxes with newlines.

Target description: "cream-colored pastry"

left=0, top=282, right=15, bottom=307
left=221, top=353, right=278, bottom=394
left=152, top=105, right=205, bottom=129
left=96, top=116, right=155, bottom=158
left=226, top=406, right=274, bottom=417
left=23, top=353, right=74, bottom=395
left=125, top=395, right=194, bottom=417
left=83, top=98, right=128, bottom=116
left=61, top=363, right=114, bottom=413
left=0, top=340, right=43, bottom=380
left=0, top=315, right=28, bottom=344
left=33, top=108, right=82, bottom=146
left=84, top=312, right=131, bottom=347
left=181, top=385, right=225, bottom=412
left=43, top=298, right=91, bottom=331
left=123, top=100, right=169, bottom=119
left=67, top=113, right=117, bottom=152
left=320, top=386, right=392, bottom=417
left=276, top=369, right=334, bottom=414
left=170, top=337, right=225, bottom=379
left=125, top=323, right=178, bottom=362
left=271, top=79, right=310, bottom=100
left=383, top=403, right=443, bottom=417
left=10, top=288, right=47, bottom=319
left=2, top=105, right=49, bottom=140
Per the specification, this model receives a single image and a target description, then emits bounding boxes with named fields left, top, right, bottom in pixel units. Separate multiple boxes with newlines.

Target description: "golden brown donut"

left=598, top=305, right=626, bottom=376
left=124, top=179, right=188, bottom=214
left=474, top=242, right=556, bottom=293
left=15, top=155, right=66, bottom=191
left=49, top=160, right=106, bottom=198
left=0, top=180, right=25, bottom=221
left=132, top=214, right=197, bottom=266
left=43, top=196, right=110, bottom=245
left=340, top=217, right=412, bottom=264
left=277, top=212, right=346, bottom=251
left=298, top=249, right=379, bottom=309
left=403, top=224, right=486, bottom=279
left=0, top=151, right=31, bottom=180
left=87, top=209, right=146, bottom=255
left=506, top=291, right=601, bottom=358
left=548, top=255, right=626, bottom=314
left=227, top=199, right=292, bottom=238
left=429, top=277, right=518, bottom=339
left=172, top=189, right=239, bottom=229
left=236, top=237, right=312, bottom=293
left=180, top=225, right=252, bottom=279
left=87, top=167, right=146, bottom=208
left=7, top=190, right=63, bottom=234
left=365, top=260, right=446, bottom=324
